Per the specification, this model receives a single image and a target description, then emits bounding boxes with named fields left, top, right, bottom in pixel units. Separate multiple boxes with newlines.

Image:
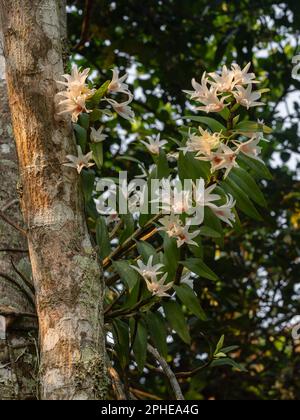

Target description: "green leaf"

left=81, top=169, right=95, bottom=203
left=211, top=358, right=247, bottom=372
left=219, top=107, right=230, bottom=121
left=163, top=233, right=180, bottom=280
left=146, top=312, right=168, bottom=358
left=96, top=217, right=111, bottom=259
left=89, top=80, right=110, bottom=106
left=183, top=258, right=219, bottom=281
left=221, top=345, right=240, bottom=354
left=89, top=109, right=102, bottom=123
left=73, top=124, right=87, bottom=152
left=157, top=150, right=170, bottom=179
left=112, top=320, right=129, bottom=369
left=136, top=241, right=157, bottom=263
left=183, top=116, right=226, bottom=132
left=178, top=151, right=210, bottom=182
left=199, top=226, right=221, bottom=238
left=235, top=120, right=272, bottom=134
left=119, top=213, right=135, bottom=244
left=238, top=154, right=273, bottom=180
left=78, top=113, right=90, bottom=130
left=214, top=335, right=225, bottom=355
left=174, top=284, right=207, bottom=321
left=132, top=321, right=148, bottom=373
left=229, top=167, right=267, bottom=208
left=112, top=261, right=139, bottom=291
left=90, top=142, right=103, bottom=169
left=221, top=177, right=262, bottom=221
left=117, top=155, right=143, bottom=165
left=163, top=300, right=191, bottom=344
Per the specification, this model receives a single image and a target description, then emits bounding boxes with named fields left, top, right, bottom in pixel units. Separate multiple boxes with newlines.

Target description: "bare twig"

left=129, top=387, right=162, bottom=400
left=10, top=257, right=35, bottom=294
left=73, top=0, right=93, bottom=51
left=103, top=213, right=162, bottom=269
left=0, top=272, right=35, bottom=306
left=104, top=289, right=126, bottom=314
left=147, top=344, right=184, bottom=400
left=1, top=198, right=19, bottom=212
left=109, top=220, right=123, bottom=240
left=0, top=211, right=27, bottom=237
left=0, top=248, right=29, bottom=254
left=108, top=366, right=127, bottom=400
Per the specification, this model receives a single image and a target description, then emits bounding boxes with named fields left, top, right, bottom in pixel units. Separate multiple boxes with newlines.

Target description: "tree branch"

left=147, top=344, right=184, bottom=400
left=0, top=211, right=27, bottom=237
left=108, top=366, right=127, bottom=400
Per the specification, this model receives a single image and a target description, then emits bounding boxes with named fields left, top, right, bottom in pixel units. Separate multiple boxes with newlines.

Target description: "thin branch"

left=1, top=198, right=19, bottom=212
left=0, top=211, right=27, bottom=237
left=10, top=257, right=35, bottom=294
left=108, top=366, right=127, bottom=400
left=109, top=219, right=123, bottom=240
left=129, top=387, right=162, bottom=400
left=0, top=305, right=37, bottom=319
left=147, top=344, right=184, bottom=400
left=175, top=361, right=212, bottom=378
left=73, top=0, right=93, bottom=51
left=103, top=213, right=162, bottom=269
left=0, top=272, right=35, bottom=307
left=105, top=296, right=153, bottom=320
left=104, top=289, right=126, bottom=314
left=0, top=248, right=28, bottom=253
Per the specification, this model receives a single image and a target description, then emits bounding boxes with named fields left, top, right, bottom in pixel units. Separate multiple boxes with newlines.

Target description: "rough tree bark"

left=0, top=30, right=37, bottom=400
left=0, top=0, right=107, bottom=400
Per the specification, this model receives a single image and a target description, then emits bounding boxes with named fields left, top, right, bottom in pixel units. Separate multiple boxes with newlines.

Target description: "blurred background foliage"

left=67, top=0, right=300, bottom=400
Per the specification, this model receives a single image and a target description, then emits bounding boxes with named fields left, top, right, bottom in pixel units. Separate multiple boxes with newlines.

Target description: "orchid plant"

left=56, top=62, right=271, bottom=378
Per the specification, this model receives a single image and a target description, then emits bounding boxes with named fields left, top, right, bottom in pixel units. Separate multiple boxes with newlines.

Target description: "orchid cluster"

left=155, top=180, right=236, bottom=249
left=182, top=63, right=267, bottom=179
left=56, top=65, right=134, bottom=173
left=183, top=63, right=263, bottom=113
left=55, top=62, right=271, bottom=325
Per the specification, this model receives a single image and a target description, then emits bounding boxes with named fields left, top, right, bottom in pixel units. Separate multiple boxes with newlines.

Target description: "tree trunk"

left=0, top=0, right=107, bottom=400
left=0, top=29, right=37, bottom=400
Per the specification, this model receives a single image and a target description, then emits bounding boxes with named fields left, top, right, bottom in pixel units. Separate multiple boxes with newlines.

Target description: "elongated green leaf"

left=89, top=109, right=102, bottom=123
left=89, top=80, right=110, bottom=105
left=132, top=321, right=148, bottom=373
left=81, top=169, right=95, bottom=203
left=183, top=116, right=226, bottom=132
left=222, top=177, right=262, bottom=221
left=199, top=226, right=221, bottom=238
left=178, top=151, right=210, bottom=182
left=214, top=335, right=225, bottom=355
left=211, top=358, right=247, bottom=372
left=74, top=124, right=87, bottom=152
left=157, top=150, right=170, bottom=179
left=112, top=320, right=129, bottom=369
left=163, top=301, right=191, bottom=344
left=119, top=213, right=135, bottom=244
left=90, top=142, right=103, bottom=169
left=229, top=167, right=267, bottom=208
left=238, top=154, right=273, bottom=180
left=136, top=241, right=157, bottom=263
left=112, top=261, right=139, bottom=291
left=174, top=284, right=207, bottom=321
left=96, top=216, right=111, bottom=259
left=163, top=233, right=180, bottom=280
left=183, top=258, right=219, bottom=281
left=117, top=155, right=143, bottom=165
left=235, top=120, right=272, bottom=134
left=78, top=113, right=90, bottom=130
left=146, top=312, right=168, bottom=358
